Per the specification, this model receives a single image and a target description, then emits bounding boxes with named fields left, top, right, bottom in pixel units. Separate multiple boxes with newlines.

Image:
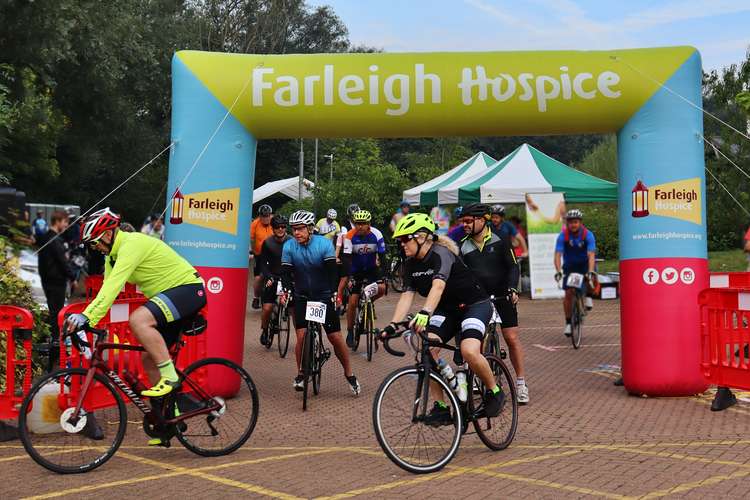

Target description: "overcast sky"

left=309, top=0, right=750, bottom=72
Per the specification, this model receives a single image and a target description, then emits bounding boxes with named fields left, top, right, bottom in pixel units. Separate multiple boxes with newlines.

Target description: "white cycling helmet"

left=326, top=208, right=337, bottom=219
left=289, top=210, right=315, bottom=226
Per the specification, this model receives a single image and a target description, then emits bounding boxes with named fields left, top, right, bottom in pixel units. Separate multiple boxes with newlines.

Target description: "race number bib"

left=305, top=301, right=327, bottom=323
left=567, top=273, right=584, bottom=288
left=276, top=280, right=284, bottom=295
left=363, top=282, right=379, bottom=299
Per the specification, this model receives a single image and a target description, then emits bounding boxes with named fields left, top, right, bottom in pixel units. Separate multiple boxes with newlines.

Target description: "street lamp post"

left=323, top=153, right=334, bottom=182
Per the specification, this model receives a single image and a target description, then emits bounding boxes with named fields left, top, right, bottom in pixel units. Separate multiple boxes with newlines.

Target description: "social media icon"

left=207, top=277, right=224, bottom=294
left=661, top=267, right=678, bottom=285
left=643, top=268, right=659, bottom=285
left=680, top=267, right=695, bottom=285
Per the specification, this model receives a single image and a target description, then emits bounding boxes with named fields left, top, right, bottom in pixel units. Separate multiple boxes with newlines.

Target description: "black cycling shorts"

left=427, top=300, right=492, bottom=344
left=492, top=295, right=518, bottom=329
left=350, top=268, right=383, bottom=294
left=253, top=257, right=262, bottom=277
left=261, top=277, right=280, bottom=305
left=293, top=295, right=341, bottom=335
left=144, top=283, right=207, bottom=346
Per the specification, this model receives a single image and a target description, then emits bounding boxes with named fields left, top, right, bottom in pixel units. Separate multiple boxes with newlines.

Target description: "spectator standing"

left=37, top=211, right=75, bottom=342
left=389, top=201, right=411, bottom=232
left=32, top=210, right=47, bottom=240
left=141, top=216, right=165, bottom=240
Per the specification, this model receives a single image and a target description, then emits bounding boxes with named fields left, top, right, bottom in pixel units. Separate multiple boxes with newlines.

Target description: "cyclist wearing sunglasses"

left=64, top=207, right=206, bottom=404
left=382, top=213, right=505, bottom=425
left=259, top=214, right=292, bottom=346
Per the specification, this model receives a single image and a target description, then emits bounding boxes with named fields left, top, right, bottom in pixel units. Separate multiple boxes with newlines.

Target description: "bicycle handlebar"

left=376, top=316, right=415, bottom=358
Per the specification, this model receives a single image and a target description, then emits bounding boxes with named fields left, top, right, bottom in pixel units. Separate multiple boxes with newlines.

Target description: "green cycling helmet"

left=392, top=213, right=436, bottom=238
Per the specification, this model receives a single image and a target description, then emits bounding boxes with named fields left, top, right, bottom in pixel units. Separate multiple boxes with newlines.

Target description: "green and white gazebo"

left=450, top=144, right=617, bottom=204
left=403, top=151, right=496, bottom=206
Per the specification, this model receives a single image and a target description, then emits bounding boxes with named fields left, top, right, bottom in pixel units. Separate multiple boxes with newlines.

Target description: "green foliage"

left=574, top=134, right=617, bottom=182
left=280, top=139, right=408, bottom=230
left=0, top=237, right=50, bottom=388
left=580, top=204, right=618, bottom=261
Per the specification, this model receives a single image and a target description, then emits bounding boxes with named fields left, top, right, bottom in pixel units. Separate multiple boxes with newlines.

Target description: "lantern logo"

left=631, top=180, right=649, bottom=217
left=170, top=188, right=184, bottom=224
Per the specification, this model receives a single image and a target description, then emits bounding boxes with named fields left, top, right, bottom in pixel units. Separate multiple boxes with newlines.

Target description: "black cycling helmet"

left=271, top=214, right=288, bottom=228
left=258, top=204, right=272, bottom=216
left=491, top=204, right=505, bottom=216
left=462, top=203, right=492, bottom=219
left=347, top=203, right=360, bottom=217
left=400, top=200, right=410, bottom=208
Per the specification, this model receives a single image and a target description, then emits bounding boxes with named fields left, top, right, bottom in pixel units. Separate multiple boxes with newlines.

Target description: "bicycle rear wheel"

left=351, top=305, right=362, bottom=352
left=468, top=354, right=518, bottom=451
left=312, top=327, right=323, bottom=395
left=175, top=358, right=259, bottom=456
left=277, top=302, right=290, bottom=358
left=266, top=306, right=277, bottom=350
left=372, top=367, right=462, bottom=474
left=571, top=296, right=583, bottom=349
left=18, top=368, right=127, bottom=474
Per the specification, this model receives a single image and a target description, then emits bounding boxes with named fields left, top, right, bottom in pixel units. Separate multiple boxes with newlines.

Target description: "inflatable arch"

left=167, top=47, right=708, bottom=396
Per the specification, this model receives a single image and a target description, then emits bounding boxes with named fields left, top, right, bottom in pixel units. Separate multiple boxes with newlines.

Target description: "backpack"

left=563, top=225, right=587, bottom=243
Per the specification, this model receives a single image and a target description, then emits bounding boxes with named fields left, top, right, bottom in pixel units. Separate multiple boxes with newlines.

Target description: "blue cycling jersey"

left=491, top=221, right=517, bottom=240
left=281, top=234, right=336, bottom=297
left=555, top=228, right=596, bottom=271
left=344, top=226, right=386, bottom=274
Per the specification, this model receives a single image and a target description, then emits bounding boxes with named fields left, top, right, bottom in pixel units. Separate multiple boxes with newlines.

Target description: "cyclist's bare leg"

left=336, top=277, right=348, bottom=304
left=428, top=334, right=446, bottom=402
left=327, top=331, right=353, bottom=377
left=461, top=338, right=497, bottom=390
left=373, top=282, right=386, bottom=301
left=253, top=275, right=262, bottom=302
left=294, top=327, right=306, bottom=374
left=501, top=326, right=524, bottom=378
left=346, top=293, right=359, bottom=331
left=261, top=303, right=273, bottom=331
left=130, top=307, right=169, bottom=383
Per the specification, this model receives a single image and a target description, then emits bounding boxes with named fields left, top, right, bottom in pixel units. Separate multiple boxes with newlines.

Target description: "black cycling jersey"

left=403, top=243, right=486, bottom=310
left=259, top=235, right=290, bottom=278
left=459, top=228, right=519, bottom=296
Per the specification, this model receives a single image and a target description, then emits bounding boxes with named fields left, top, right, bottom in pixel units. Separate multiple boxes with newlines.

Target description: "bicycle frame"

left=67, top=328, right=220, bottom=428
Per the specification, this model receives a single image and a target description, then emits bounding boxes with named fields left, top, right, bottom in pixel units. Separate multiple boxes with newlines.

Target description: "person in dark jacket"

left=37, top=211, right=75, bottom=340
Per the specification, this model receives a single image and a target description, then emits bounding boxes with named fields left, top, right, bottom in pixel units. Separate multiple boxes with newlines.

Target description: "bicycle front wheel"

left=390, top=259, right=405, bottom=293
left=18, top=368, right=127, bottom=474
left=571, top=296, right=583, bottom=349
left=175, top=358, right=259, bottom=457
left=468, top=354, right=518, bottom=451
left=372, top=367, right=462, bottom=474
left=366, top=302, right=374, bottom=362
left=277, top=303, right=290, bottom=358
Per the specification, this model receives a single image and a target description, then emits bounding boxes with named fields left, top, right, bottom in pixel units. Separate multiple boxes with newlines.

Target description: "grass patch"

left=591, top=250, right=747, bottom=274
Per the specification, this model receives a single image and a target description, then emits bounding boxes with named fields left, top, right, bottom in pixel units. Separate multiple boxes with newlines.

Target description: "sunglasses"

left=397, top=235, right=414, bottom=244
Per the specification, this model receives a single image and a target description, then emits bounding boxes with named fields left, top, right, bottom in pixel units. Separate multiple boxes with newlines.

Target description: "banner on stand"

left=526, top=193, right=565, bottom=299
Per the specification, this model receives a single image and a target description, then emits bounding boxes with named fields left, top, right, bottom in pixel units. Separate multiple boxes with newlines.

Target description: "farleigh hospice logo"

left=630, top=177, right=701, bottom=225
left=170, top=187, right=240, bottom=235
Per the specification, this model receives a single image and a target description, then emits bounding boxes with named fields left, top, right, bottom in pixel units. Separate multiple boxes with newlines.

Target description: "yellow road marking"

left=466, top=468, right=631, bottom=499
left=639, top=470, right=750, bottom=499
left=316, top=449, right=583, bottom=500
left=610, top=446, right=750, bottom=470
left=23, top=448, right=338, bottom=500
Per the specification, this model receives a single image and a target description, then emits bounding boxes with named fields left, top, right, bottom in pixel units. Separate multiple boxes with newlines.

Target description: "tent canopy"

left=403, top=151, right=496, bottom=206
left=253, top=176, right=314, bottom=203
left=453, top=144, right=617, bottom=204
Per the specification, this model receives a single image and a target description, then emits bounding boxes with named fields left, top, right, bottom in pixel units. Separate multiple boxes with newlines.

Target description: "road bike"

left=562, top=272, right=588, bottom=349
left=483, top=297, right=502, bottom=357
left=384, top=244, right=405, bottom=293
left=350, top=281, right=379, bottom=362
left=300, top=298, right=331, bottom=411
left=265, top=279, right=291, bottom=358
left=18, top=315, right=259, bottom=474
left=373, top=319, right=518, bottom=474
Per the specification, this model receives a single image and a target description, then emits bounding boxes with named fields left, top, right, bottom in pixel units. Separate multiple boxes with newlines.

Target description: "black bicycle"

left=373, top=320, right=518, bottom=474
left=385, top=244, right=405, bottom=293
left=300, top=299, right=331, bottom=411
left=18, top=316, right=259, bottom=474
left=265, top=280, right=291, bottom=358
left=483, top=297, right=502, bottom=357
left=559, top=272, right=589, bottom=349
left=350, top=280, right=378, bottom=362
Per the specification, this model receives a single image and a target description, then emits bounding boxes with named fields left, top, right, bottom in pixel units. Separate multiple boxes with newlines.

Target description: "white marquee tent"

left=253, top=176, right=314, bottom=203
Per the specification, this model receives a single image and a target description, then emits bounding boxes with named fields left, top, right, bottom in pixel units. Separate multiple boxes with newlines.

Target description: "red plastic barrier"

left=700, top=288, right=750, bottom=390
left=709, top=272, right=750, bottom=289
left=0, top=306, right=34, bottom=419
left=85, top=275, right=142, bottom=300
left=57, top=299, right=207, bottom=411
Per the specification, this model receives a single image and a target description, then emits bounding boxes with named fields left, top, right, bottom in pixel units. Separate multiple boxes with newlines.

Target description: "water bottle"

left=455, top=370, right=468, bottom=403
left=437, top=358, right=459, bottom=396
